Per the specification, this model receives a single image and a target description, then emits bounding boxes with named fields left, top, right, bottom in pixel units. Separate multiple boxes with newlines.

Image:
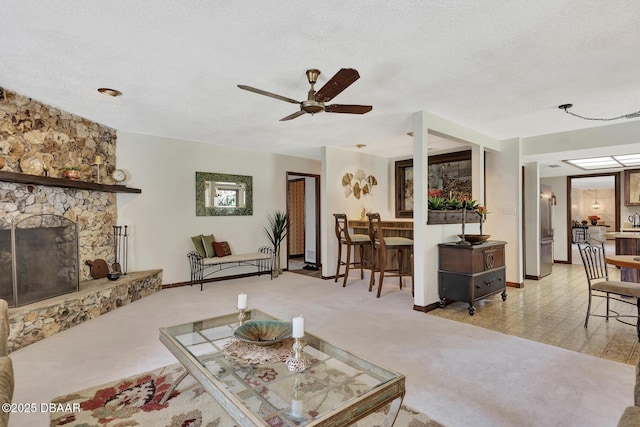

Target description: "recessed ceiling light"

left=564, top=153, right=640, bottom=170
left=97, top=88, right=122, bottom=97
left=613, top=154, right=640, bottom=166
left=564, top=157, right=621, bottom=170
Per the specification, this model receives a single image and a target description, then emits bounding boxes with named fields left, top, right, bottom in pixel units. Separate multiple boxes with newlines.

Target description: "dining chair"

left=366, top=212, right=414, bottom=298
left=578, top=241, right=640, bottom=340
left=333, top=214, right=370, bottom=287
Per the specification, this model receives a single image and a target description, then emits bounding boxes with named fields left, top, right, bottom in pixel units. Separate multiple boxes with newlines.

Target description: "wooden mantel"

left=0, top=170, right=141, bottom=194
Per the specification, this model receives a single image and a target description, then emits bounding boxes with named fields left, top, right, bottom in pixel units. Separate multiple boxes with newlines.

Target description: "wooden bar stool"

left=334, top=213, right=370, bottom=287
left=367, top=212, right=414, bottom=298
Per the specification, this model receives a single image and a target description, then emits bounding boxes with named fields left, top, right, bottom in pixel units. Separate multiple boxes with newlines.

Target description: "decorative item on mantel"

left=588, top=215, right=600, bottom=226
left=62, top=166, right=80, bottom=180
left=93, top=155, right=103, bottom=183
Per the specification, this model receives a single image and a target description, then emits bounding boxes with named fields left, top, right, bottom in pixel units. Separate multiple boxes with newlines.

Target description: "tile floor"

left=429, top=260, right=640, bottom=365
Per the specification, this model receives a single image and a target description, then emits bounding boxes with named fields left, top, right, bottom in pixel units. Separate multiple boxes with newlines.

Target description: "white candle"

left=292, top=315, right=304, bottom=338
left=237, top=293, right=247, bottom=309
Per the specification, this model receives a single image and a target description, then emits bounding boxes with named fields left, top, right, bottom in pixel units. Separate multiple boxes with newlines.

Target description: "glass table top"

left=160, top=309, right=404, bottom=426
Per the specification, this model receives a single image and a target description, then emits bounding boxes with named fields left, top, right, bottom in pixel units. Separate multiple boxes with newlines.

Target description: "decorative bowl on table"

left=457, top=234, right=491, bottom=244
left=234, top=320, right=292, bottom=346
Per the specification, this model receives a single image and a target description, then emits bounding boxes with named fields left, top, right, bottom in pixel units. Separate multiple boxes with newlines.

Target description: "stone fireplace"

left=0, top=214, right=79, bottom=307
left=0, top=87, right=163, bottom=352
left=0, top=87, right=118, bottom=281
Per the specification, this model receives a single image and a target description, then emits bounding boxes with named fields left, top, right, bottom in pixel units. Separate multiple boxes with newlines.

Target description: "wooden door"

left=288, top=179, right=305, bottom=257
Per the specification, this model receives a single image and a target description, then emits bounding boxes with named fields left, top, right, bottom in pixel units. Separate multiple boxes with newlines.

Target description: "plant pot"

left=428, top=209, right=481, bottom=225
left=63, top=169, right=80, bottom=180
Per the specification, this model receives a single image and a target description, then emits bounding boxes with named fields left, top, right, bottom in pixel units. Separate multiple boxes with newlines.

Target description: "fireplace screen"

left=0, top=215, right=79, bottom=307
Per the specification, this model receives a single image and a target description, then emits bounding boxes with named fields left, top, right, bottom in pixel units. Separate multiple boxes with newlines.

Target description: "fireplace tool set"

left=113, top=225, right=128, bottom=276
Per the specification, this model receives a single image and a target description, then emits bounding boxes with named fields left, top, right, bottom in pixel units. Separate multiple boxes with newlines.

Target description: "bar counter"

left=348, top=219, right=413, bottom=273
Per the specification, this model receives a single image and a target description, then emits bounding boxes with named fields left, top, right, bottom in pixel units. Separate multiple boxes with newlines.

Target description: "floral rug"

left=50, top=363, right=443, bottom=427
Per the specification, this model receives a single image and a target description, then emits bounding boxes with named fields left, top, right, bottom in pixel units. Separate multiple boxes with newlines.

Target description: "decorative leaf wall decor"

left=342, top=169, right=378, bottom=199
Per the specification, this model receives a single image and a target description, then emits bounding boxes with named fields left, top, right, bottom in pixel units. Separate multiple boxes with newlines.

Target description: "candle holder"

left=237, top=307, right=247, bottom=325
left=286, top=337, right=310, bottom=372
left=93, top=156, right=103, bottom=184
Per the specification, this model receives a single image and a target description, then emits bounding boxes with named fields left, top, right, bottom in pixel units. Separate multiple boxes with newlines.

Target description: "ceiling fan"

left=238, top=68, right=372, bottom=121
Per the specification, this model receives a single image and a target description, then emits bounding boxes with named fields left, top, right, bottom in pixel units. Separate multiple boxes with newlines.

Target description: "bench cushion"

left=202, top=252, right=271, bottom=265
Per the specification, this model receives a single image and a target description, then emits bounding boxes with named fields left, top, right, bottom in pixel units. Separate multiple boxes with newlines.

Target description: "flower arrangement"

left=588, top=215, right=600, bottom=226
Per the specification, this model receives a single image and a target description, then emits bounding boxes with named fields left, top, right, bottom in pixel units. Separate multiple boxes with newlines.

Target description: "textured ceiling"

left=2, top=1, right=640, bottom=161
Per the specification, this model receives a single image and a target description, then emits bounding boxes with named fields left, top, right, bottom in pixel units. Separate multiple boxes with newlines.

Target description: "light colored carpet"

left=49, top=363, right=441, bottom=426
left=10, top=271, right=636, bottom=426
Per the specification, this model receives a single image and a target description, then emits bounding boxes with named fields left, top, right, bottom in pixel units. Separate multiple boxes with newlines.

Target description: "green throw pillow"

left=201, top=234, right=216, bottom=258
left=191, top=235, right=206, bottom=257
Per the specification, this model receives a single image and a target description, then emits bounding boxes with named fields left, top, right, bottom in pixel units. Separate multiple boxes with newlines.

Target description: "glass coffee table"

left=159, top=309, right=405, bottom=426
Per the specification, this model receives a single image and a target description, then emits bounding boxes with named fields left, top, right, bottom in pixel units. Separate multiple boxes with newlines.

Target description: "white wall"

left=521, top=120, right=640, bottom=158
left=486, top=139, right=523, bottom=284
left=321, top=146, right=394, bottom=277
left=116, top=131, right=320, bottom=284
left=414, top=111, right=502, bottom=307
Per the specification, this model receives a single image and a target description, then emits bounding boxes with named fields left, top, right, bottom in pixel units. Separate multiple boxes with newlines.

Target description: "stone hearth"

left=8, top=269, right=162, bottom=352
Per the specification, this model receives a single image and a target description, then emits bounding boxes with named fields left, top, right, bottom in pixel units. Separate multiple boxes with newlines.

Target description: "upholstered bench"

left=188, top=234, right=273, bottom=290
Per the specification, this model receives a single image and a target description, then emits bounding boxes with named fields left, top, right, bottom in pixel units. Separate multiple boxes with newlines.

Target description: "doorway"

left=566, top=173, right=619, bottom=264
left=286, top=172, right=321, bottom=271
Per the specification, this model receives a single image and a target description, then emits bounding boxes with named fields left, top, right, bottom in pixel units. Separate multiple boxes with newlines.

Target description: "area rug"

left=50, top=363, right=442, bottom=427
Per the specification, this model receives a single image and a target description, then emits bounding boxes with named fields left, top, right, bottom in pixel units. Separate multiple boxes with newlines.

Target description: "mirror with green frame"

left=196, top=172, right=253, bottom=216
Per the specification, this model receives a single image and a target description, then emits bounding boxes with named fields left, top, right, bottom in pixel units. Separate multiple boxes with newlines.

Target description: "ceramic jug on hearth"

left=629, top=212, right=640, bottom=228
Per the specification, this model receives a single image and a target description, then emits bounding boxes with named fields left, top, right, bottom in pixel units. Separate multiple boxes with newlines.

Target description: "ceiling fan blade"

left=237, top=85, right=300, bottom=104
left=315, top=69, right=360, bottom=102
left=280, top=110, right=306, bottom=121
left=325, top=104, right=372, bottom=114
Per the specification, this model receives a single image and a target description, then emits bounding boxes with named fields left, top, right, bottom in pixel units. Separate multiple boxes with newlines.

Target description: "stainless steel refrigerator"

left=540, top=184, right=554, bottom=277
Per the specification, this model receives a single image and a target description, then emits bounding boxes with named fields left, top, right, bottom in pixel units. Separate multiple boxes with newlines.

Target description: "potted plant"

left=264, top=210, right=289, bottom=277
left=427, top=188, right=480, bottom=225
left=62, top=166, right=80, bottom=180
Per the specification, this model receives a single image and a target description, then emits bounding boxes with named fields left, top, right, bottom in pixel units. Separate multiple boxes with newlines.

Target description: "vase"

left=273, top=248, right=281, bottom=278
left=591, top=220, right=598, bottom=226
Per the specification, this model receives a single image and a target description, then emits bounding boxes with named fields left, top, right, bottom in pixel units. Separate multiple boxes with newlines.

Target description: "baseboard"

left=554, top=260, right=570, bottom=264
left=506, top=281, right=524, bottom=288
left=162, top=271, right=270, bottom=289
left=524, top=274, right=540, bottom=280
left=413, top=301, right=441, bottom=313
